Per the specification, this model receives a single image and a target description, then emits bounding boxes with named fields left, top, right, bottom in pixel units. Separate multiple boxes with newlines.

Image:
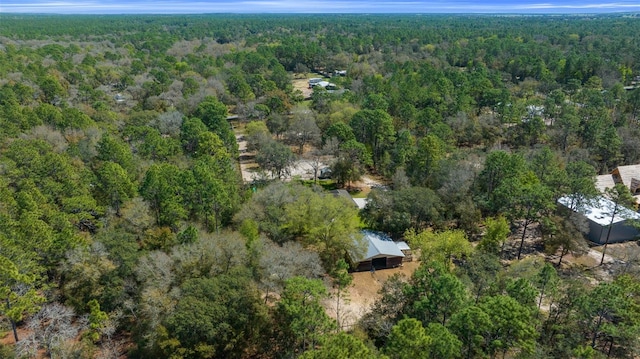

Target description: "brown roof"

left=595, top=174, right=616, bottom=193
left=611, top=164, right=640, bottom=193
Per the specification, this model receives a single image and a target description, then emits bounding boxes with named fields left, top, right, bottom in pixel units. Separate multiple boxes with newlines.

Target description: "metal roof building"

left=558, top=196, right=640, bottom=244
left=351, top=230, right=406, bottom=271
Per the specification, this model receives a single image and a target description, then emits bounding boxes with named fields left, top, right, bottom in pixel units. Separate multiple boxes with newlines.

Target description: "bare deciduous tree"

left=17, top=303, right=87, bottom=358
left=259, top=240, right=324, bottom=303
left=152, top=110, right=183, bottom=137
left=97, top=310, right=123, bottom=359
left=170, top=231, right=247, bottom=278
left=135, top=251, right=177, bottom=350
left=307, top=149, right=326, bottom=183
left=28, top=125, right=69, bottom=153
left=287, top=106, right=320, bottom=154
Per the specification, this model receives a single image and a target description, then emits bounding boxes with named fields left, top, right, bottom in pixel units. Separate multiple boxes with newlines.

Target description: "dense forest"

left=2, top=13, right=640, bottom=358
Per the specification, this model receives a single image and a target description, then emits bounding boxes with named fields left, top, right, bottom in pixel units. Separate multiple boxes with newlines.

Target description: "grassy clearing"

left=350, top=188, right=369, bottom=198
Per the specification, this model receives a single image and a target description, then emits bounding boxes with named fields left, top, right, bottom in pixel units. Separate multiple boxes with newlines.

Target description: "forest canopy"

left=2, top=13, right=640, bottom=358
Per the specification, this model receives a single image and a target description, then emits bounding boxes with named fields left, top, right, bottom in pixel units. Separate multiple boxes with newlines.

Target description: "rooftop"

left=593, top=165, right=640, bottom=203
left=353, top=198, right=368, bottom=209
left=396, top=241, right=411, bottom=251
left=595, top=174, right=616, bottom=193
left=559, top=195, right=640, bottom=226
left=353, top=230, right=405, bottom=262
left=612, top=164, right=640, bottom=190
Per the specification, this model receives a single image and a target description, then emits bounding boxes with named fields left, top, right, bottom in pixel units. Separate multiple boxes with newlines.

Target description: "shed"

left=319, top=167, right=332, bottom=179
left=396, top=241, right=413, bottom=262
left=350, top=230, right=405, bottom=271
left=558, top=196, right=640, bottom=244
left=312, top=81, right=337, bottom=90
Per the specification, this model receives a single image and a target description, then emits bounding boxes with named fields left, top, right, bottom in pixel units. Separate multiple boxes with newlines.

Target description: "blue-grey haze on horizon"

left=2, top=0, right=640, bottom=14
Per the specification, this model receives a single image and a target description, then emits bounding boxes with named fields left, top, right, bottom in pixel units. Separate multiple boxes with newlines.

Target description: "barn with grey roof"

left=350, top=230, right=406, bottom=272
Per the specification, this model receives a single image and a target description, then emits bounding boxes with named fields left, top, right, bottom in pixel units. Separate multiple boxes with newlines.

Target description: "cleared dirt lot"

left=236, top=132, right=331, bottom=183
left=292, top=76, right=315, bottom=100
left=328, top=260, right=420, bottom=330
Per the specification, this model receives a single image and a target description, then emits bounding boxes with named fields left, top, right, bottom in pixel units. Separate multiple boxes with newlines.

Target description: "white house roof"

left=396, top=241, right=411, bottom=251
left=357, top=230, right=405, bottom=262
left=352, top=198, right=368, bottom=209
left=559, top=195, right=640, bottom=226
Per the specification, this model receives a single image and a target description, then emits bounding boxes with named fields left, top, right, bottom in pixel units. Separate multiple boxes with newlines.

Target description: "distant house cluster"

left=308, top=78, right=337, bottom=90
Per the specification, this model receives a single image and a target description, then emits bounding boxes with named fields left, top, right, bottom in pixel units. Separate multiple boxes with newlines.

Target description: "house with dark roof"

left=350, top=230, right=406, bottom=271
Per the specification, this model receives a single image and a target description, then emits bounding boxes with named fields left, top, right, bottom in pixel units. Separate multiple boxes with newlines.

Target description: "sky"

left=2, top=0, right=640, bottom=14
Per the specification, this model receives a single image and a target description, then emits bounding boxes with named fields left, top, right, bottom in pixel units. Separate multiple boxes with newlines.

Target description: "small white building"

left=308, top=78, right=322, bottom=88
left=352, top=198, right=368, bottom=210
left=311, top=81, right=337, bottom=90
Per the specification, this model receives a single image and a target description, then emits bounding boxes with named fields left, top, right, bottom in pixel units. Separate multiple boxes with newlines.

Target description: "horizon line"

left=3, top=1, right=640, bottom=15
left=2, top=11, right=640, bottom=15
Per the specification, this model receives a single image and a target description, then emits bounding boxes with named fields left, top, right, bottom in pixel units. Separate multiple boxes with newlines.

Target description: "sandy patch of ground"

left=584, top=247, right=617, bottom=266
left=576, top=241, right=640, bottom=280
left=291, top=76, right=314, bottom=100
left=327, top=260, right=421, bottom=330
left=352, top=175, right=388, bottom=197
left=0, top=327, right=23, bottom=346
left=289, top=158, right=329, bottom=180
left=292, top=78, right=314, bottom=100
left=554, top=241, right=639, bottom=270
left=235, top=127, right=333, bottom=183
left=236, top=137, right=331, bottom=183
left=591, top=241, right=640, bottom=263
